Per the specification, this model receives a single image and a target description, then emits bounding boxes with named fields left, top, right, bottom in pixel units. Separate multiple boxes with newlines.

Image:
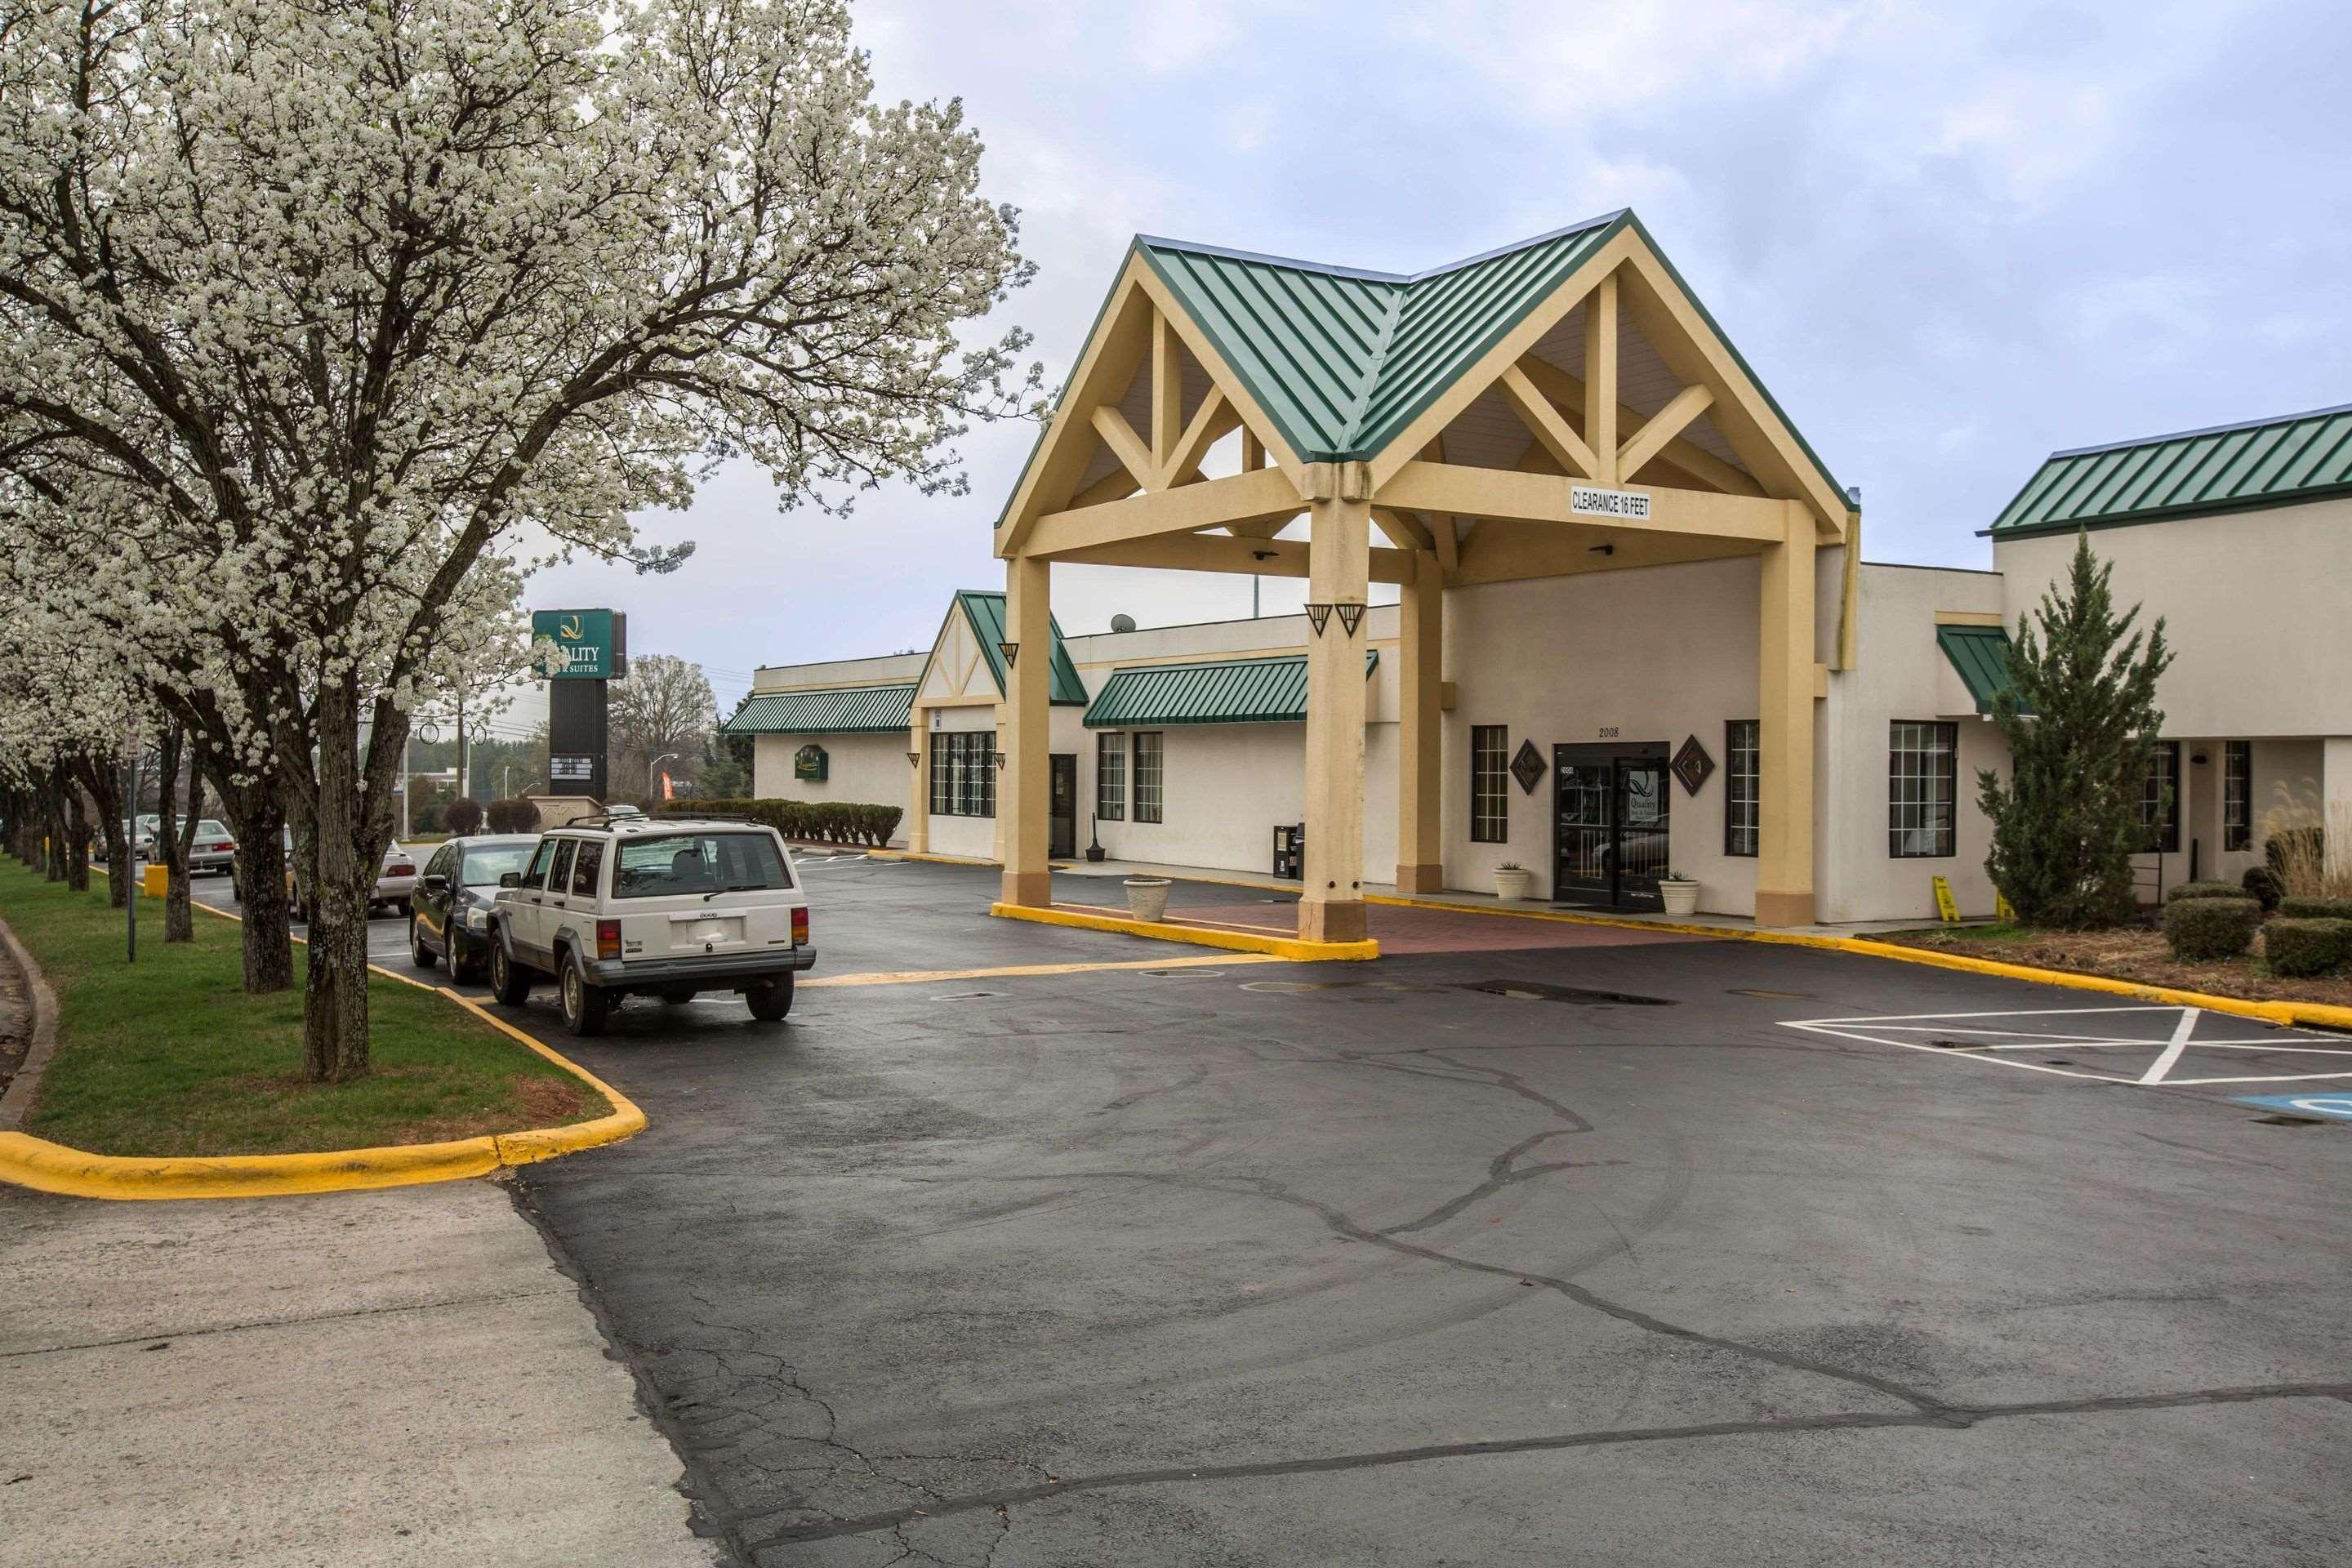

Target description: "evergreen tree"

left=1978, top=532, right=2172, bottom=928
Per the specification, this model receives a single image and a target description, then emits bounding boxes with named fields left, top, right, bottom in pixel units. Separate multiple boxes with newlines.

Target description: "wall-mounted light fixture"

left=1588, top=542, right=1615, bottom=556
left=906, top=751, right=920, bottom=766
left=1334, top=604, right=1365, bottom=636
left=993, top=751, right=1009, bottom=770
left=997, top=641, right=1019, bottom=667
left=1303, top=604, right=1333, bottom=635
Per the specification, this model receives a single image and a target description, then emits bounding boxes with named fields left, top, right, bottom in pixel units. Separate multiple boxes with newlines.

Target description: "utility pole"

left=455, top=679, right=468, bottom=800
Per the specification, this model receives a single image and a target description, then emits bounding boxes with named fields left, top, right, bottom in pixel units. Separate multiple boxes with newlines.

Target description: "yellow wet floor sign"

left=1932, top=875, right=1960, bottom=923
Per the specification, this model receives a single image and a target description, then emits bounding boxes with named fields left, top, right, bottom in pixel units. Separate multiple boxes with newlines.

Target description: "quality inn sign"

left=530, top=608, right=628, bottom=679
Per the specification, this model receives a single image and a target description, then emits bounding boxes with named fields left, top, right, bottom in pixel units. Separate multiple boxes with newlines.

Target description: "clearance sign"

left=531, top=608, right=628, bottom=679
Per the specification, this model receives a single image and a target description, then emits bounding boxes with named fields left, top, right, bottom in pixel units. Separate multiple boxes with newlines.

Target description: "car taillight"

left=791, top=906, right=808, bottom=947
left=213, top=840, right=234, bottom=852
left=596, top=919, right=621, bottom=961
left=390, top=863, right=414, bottom=876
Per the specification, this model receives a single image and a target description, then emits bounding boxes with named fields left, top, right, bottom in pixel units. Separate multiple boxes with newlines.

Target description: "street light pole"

left=650, top=751, right=679, bottom=802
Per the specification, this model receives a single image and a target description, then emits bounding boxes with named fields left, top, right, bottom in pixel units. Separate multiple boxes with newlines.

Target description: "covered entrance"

left=987, top=208, right=1857, bottom=946
left=1553, top=742, right=1670, bottom=910
left=1050, top=754, right=1078, bottom=859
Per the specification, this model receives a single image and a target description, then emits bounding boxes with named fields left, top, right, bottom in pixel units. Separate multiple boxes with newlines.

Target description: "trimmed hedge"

left=657, top=797, right=902, bottom=849
left=2280, top=896, right=2352, bottom=921
left=2241, top=865, right=2284, bottom=911
left=2163, top=880, right=2245, bottom=904
left=484, top=797, right=541, bottom=833
left=2264, top=918, right=2352, bottom=978
left=2160, top=895, right=2261, bottom=962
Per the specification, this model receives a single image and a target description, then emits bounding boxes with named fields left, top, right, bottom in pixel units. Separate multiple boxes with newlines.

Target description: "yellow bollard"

left=141, top=863, right=169, bottom=899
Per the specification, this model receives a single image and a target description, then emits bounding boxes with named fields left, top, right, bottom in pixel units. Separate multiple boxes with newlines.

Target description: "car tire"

left=395, top=898, right=412, bottom=919
left=451, top=934, right=487, bottom=984
left=410, top=917, right=438, bottom=969
left=660, top=990, right=697, bottom=1006
left=746, top=974, right=794, bottom=1022
left=489, top=935, right=533, bottom=1007
left=559, top=951, right=610, bottom=1037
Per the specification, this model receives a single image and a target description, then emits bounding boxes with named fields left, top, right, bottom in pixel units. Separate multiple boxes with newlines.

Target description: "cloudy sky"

left=529, top=0, right=2352, bottom=712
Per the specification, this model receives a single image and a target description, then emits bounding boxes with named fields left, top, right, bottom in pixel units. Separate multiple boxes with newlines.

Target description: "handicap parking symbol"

left=2232, top=1093, right=2352, bottom=1122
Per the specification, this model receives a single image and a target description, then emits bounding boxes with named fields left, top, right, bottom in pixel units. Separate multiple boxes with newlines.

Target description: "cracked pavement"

left=506, top=858, right=2352, bottom=1565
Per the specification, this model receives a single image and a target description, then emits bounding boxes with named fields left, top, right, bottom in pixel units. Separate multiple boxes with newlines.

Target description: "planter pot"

left=1493, top=867, right=1535, bottom=902
left=1659, top=880, right=1700, bottom=916
left=1125, top=877, right=1172, bottom=923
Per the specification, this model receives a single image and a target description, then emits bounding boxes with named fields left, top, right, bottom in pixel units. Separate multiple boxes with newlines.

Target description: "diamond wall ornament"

left=997, top=641, right=1019, bottom=667
left=1303, top=604, right=1333, bottom=636
left=1672, top=735, right=1715, bottom=795
left=1509, top=738, right=1546, bottom=795
left=1334, top=603, right=1365, bottom=636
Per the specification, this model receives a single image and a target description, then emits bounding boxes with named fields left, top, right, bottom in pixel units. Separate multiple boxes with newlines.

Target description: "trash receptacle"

left=140, top=863, right=168, bottom=898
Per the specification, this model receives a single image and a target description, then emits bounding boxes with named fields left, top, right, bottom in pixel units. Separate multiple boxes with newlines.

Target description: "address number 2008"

left=1597, top=726, right=1619, bottom=739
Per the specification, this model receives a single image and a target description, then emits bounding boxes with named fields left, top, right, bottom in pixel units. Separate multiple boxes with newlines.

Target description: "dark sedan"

left=408, top=835, right=540, bottom=982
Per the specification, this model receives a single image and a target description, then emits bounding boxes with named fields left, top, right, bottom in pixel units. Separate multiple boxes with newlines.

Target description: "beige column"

left=2324, top=737, right=2352, bottom=886
left=999, top=555, right=1054, bottom=908
left=1755, top=501, right=1816, bottom=927
left=1395, top=548, right=1444, bottom=893
left=1300, top=461, right=1372, bottom=943
left=905, top=714, right=930, bottom=853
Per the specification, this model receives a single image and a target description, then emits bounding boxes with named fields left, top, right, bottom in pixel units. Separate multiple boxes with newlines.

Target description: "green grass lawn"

left=0, top=860, right=608, bottom=1157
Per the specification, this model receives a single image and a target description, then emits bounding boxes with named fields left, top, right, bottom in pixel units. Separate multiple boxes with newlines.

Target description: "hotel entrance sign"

left=1569, top=485, right=1651, bottom=521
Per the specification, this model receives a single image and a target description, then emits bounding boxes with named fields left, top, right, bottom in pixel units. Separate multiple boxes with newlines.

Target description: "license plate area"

left=666, top=911, right=746, bottom=952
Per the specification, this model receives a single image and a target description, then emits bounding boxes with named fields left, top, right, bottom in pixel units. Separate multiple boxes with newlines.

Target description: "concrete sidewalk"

left=0, top=1178, right=717, bottom=1568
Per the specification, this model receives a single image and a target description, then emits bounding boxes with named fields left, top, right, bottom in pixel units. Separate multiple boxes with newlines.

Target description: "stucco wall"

left=1441, top=551, right=1841, bottom=915
left=1993, top=499, right=2352, bottom=737
left=750, top=733, right=910, bottom=817
left=1082, top=720, right=1399, bottom=878
left=1821, top=564, right=2008, bottom=922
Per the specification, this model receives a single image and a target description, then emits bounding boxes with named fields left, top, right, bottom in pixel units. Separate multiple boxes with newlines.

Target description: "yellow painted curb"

left=0, top=892, right=646, bottom=1201
left=1358, top=889, right=2352, bottom=1034
left=989, top=902, right=1379, bottom=963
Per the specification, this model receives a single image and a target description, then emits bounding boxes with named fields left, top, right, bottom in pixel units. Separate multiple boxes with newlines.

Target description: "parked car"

left=486, top=815, right=814, bottom=1035
left=185, top=819, right=238, bottom=875
left=276, top=833, right=423, bottom=922
left=408, top=835, right=540, bottom=982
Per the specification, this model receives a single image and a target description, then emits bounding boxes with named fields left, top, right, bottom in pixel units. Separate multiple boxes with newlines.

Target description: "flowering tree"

left=0, top=0, right=1035, bottom=1079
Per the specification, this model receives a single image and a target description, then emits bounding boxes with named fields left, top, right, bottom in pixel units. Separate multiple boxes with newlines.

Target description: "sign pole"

left=123, top=720, right=140, bottom=964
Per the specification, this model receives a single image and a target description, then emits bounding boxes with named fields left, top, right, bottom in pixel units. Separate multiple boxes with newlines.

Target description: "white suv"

left=486, top=815, right=814, bottom=1035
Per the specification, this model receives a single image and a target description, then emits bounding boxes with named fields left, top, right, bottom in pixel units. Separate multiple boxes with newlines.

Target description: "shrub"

left=656, top=797, right=903, bottom=849
left=2163, top=880, right=2244, bottom=904
left=2279, top=896, right=2352, bottom=922
left=443, top=796, right=485, bottom=837
left=485, top=797, right=541, bottom=834
left=2265, top=826, right=2325, bottom=878
left=2263, top=918, right=2352, bottom=978
left=2160, top=896, right=2260, bottom=962
left=2240, top=865, right=2284, bottom=911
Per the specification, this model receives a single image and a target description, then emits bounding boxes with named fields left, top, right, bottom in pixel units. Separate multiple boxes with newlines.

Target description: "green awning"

left=1936, top=625, right=2023, bottom=715
left=724, top=684, right=915, bottom=735
left=1083, top=652, right=1377, bottom=728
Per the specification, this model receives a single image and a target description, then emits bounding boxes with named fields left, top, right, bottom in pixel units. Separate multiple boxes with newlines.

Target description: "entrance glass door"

left=1552, top=742, right=1671, bottom=910
left=1049, top=754, right=1078, bottom=860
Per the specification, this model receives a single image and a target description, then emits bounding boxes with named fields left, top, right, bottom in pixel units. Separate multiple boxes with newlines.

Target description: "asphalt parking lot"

left=203, top=855, right=2352, bottom=1565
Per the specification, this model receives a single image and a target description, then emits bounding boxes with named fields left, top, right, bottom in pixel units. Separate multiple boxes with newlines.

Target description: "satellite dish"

left=1110, top=613, right=1137, bottom=633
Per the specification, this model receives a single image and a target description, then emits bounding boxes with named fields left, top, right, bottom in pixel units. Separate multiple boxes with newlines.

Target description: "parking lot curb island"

left=991, top=900, right=1379, bottom=962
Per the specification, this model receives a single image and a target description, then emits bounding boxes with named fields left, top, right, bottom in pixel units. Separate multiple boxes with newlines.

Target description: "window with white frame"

left=1095, top=732, right=1125, bottom=822
left=929, top=732, right=996, bottom=817
left=1131, top=731, right=1163, bottom=824
left=1470, top=726, right=1508, bottom=843
left=1726, top=720, right=1760, bottom=857
left=1888, top=721, right=1957, bottom=858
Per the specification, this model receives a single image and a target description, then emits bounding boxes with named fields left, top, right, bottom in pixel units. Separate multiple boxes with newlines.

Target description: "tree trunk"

left=64, top=789, right=89, bottom=891
left=81, top=761, right=130, bottom=909
left=159, top=729, right=196, bottom=942
left=297, top=682, right=394, bottom=1082
left=224, top=789, right=294, bottom=993
left=43, top=781, right=66, bottom=880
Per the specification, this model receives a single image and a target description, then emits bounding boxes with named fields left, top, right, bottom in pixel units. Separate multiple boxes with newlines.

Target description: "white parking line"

left=1781, top=1004, right=2352, bottom=1089
left=2137, top=1007, right=2200, bottom=1085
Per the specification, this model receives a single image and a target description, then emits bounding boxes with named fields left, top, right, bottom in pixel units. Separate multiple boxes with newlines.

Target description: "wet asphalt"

left=208, top=857, right=2352, bottom=1565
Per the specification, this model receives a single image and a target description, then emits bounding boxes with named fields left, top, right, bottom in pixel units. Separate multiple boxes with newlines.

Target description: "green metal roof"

left=724, top=684, right=915, bottom=735
left=1138, top=216, right=1624, bottom=464
left=944, top=590, right=1089, bottom=705
left=1124, top=211, right=1846, bottom=504
left=1082, top=651, right=1378, bottom=728
left=1935, top=625, right=2025, bottom=716
left=1988, top=402, right=2352, bottom=537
